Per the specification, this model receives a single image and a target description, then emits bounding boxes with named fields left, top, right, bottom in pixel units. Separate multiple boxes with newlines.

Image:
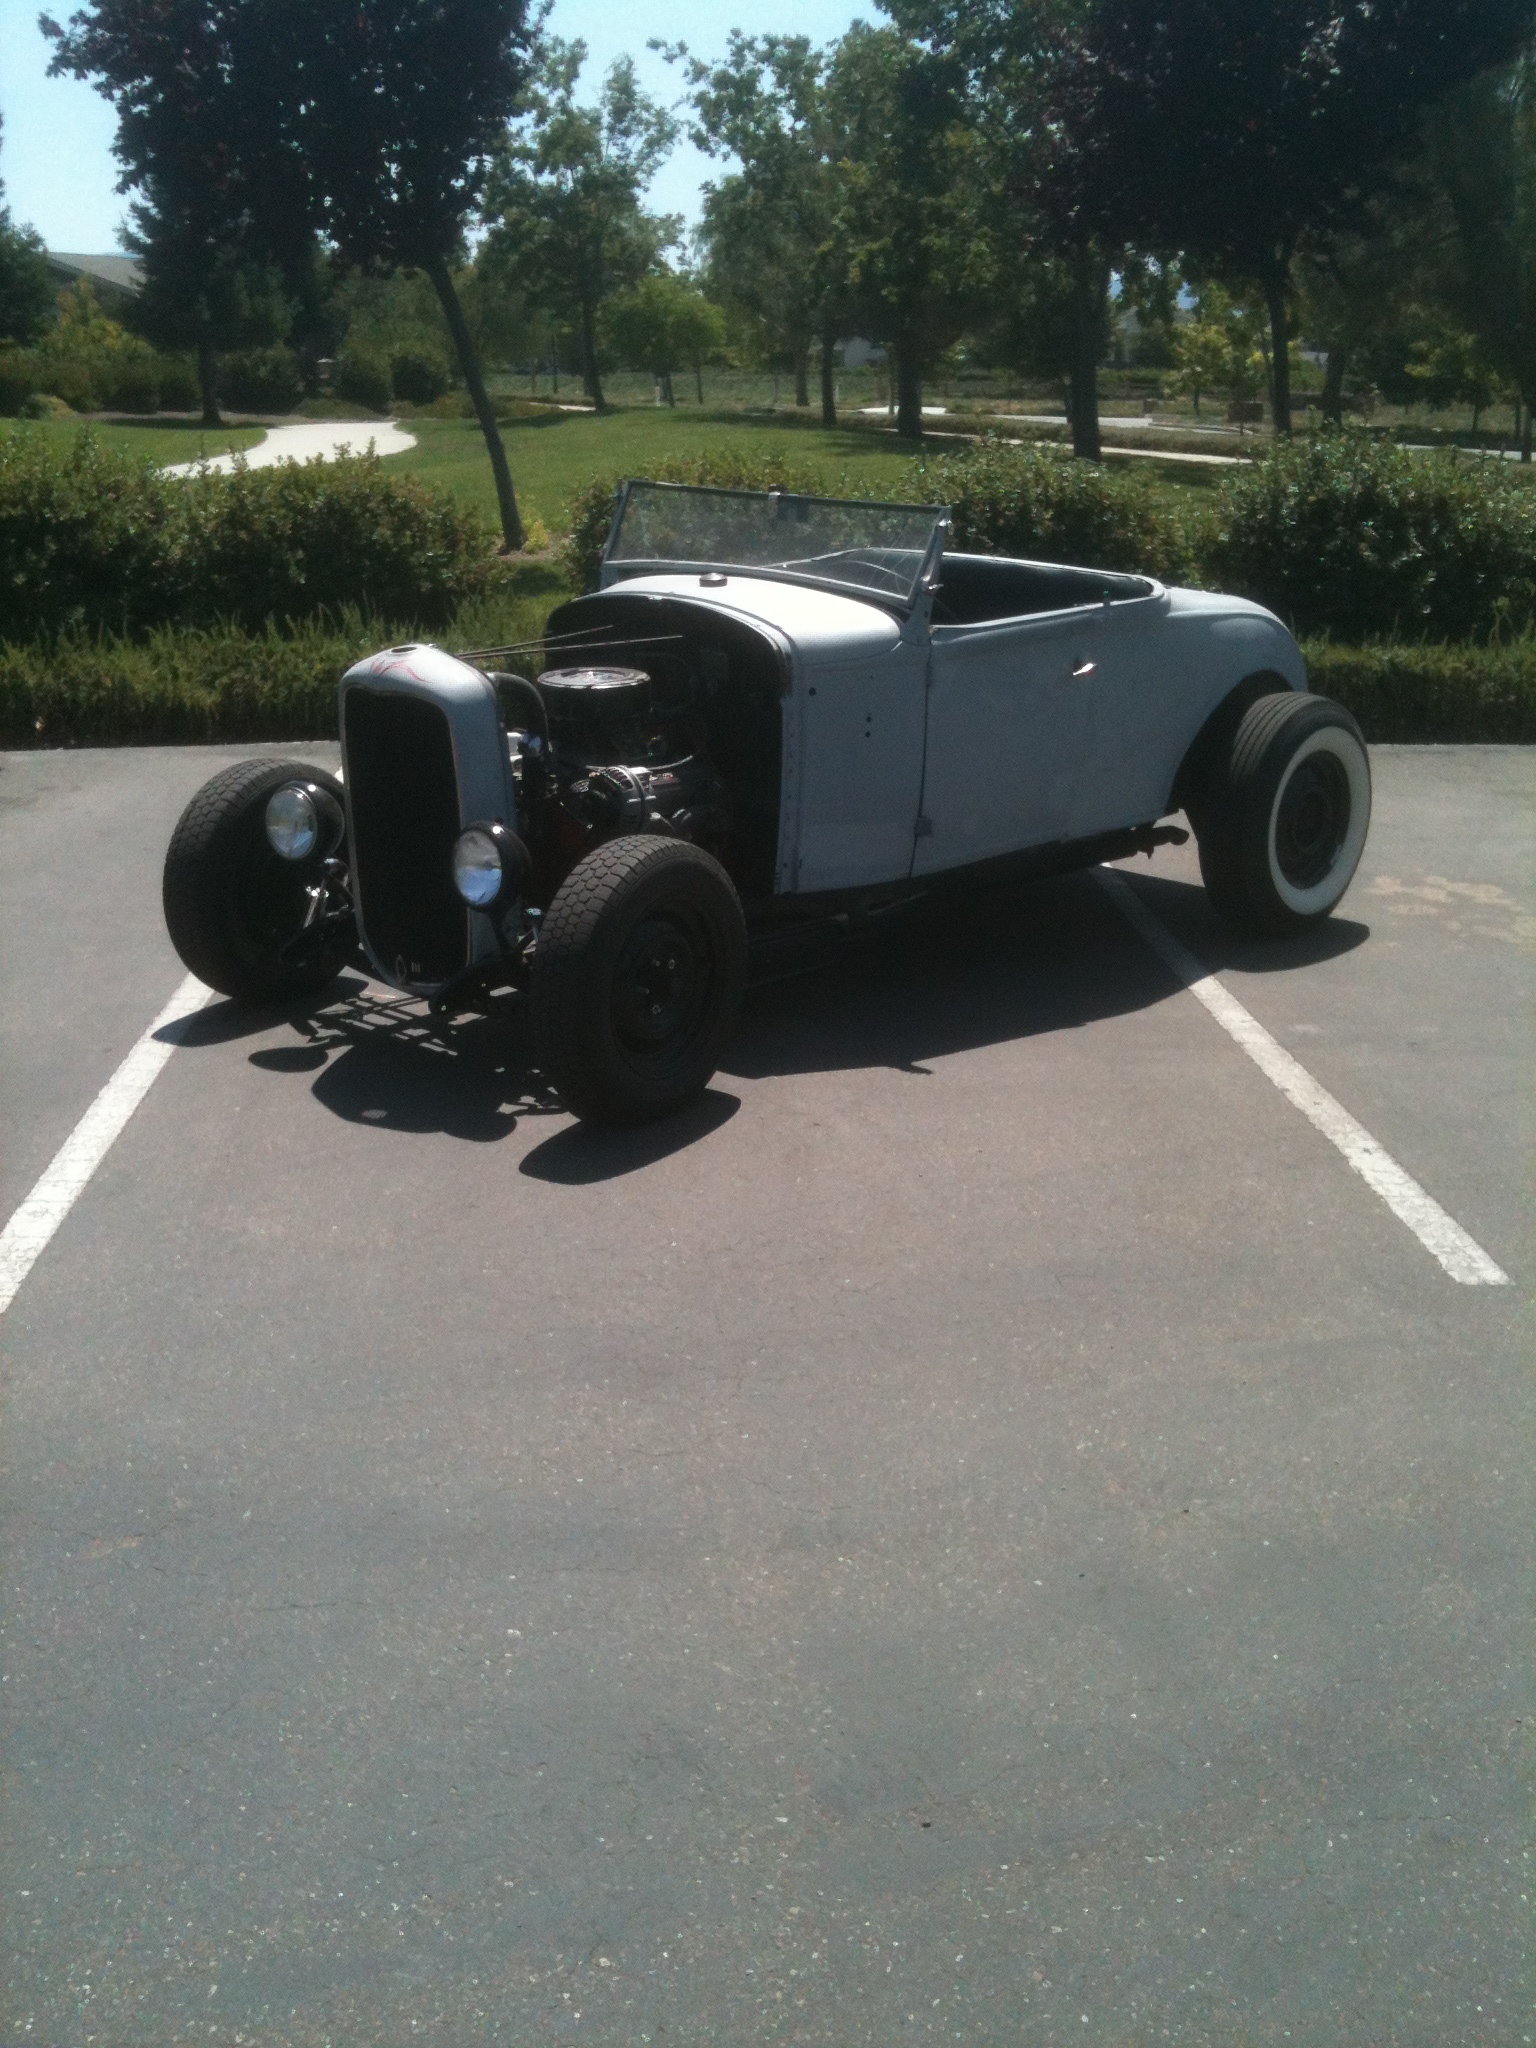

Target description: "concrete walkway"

left=162, top=417, right=417, bottom=477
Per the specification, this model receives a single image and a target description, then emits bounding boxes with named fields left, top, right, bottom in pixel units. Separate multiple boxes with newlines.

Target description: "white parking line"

left=1095, top=869, right=1510, bottom=1286
left=0, top=973, right=211, bottom=1317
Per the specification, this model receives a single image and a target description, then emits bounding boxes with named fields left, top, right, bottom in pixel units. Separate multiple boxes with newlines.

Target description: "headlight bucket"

left=265, top=780, right=345, bottom=862
left=451, top=820, right=530, bottom=912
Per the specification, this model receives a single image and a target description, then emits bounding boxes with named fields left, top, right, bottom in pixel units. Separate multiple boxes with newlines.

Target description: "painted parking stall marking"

left=0, top=973, right=211, bottom=1317
left=1096, top=868, right=1510, bottom=1287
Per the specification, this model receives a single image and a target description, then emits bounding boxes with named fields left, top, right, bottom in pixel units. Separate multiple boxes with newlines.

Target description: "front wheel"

left=163, top=759, right=353, bottom=1002
left=1194, top=693, right=1371, bottom=935
left=531, top=836, right=747, bottom=1125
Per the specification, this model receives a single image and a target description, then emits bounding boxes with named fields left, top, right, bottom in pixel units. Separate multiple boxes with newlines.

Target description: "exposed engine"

left=492, top=662, right=732, bottom=892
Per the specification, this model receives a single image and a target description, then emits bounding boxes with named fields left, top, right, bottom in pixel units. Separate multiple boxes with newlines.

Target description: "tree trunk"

left=895, top=339, right=923, bottom=439
left=1322, top=346, right=1346, bottom=427
left=663, top=368, right=676, bottom=408
left=427, top=255, right=524, bottom=552
left=1068, top=248, right=1107, bottom=461
left=1264, top=271, right=1292, bottom=438
left=197, top=337, right=222, bottom=428
left=820, top=324, right=837, bottom=429
left=579, top=302, right=605, bottom=412
left=794, top=350, right=810, bottom=407
left=695, top=361, right=704, bottom=404
left=1523, top=387, right=1533, bottom=464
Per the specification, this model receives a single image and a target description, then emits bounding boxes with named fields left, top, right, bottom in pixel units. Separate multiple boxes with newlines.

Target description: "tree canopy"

left=44, top=0, right=535, bottom=543
left=1069, top=0, right=1536, bottom=431
left=0, top=115, right=55, bottom=347
left=667, top=33, right=844, bottom=421
left=485, top=40, right=677, bottom=415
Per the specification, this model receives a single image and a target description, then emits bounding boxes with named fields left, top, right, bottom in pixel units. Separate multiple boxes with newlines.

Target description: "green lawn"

left=381, top=409, right=963, bottom=536
left=0, top=417, right=267, bottom=467
left=0, top=405, right=1225, bottom=541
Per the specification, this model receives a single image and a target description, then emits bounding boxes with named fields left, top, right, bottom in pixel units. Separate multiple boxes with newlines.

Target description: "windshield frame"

left=599, top=479, right=951, bottom=613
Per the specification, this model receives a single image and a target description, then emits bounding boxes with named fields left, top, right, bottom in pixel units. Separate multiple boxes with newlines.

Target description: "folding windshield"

left=602, top=480, right=949, bottom=609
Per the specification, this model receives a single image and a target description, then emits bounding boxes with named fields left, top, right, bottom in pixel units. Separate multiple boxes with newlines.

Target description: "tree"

left=47, top=0, right=537, bottom=543
left=271, top=0, right=537, bottom=546
left=602, top=272, right=724, bottom=404
left=1165, top=282, right=1264, bottom=416
left=1428, top=55, right=1536, bottom=458
left=486, top=40, right=677, bottom=415
left=824, top=24, right=990, bottom=439
left=0, top=115, right=55, bottom=345
left=42, top=0, right=310, bottom=423
left=664, top=33, right=846, bottom=424
left=1070, top=0, right=1536, bottom=435
left=1406, top=319, right=1504, bottom=428
left=125, top=187, right=293, bottom=421
left=890, top=0, right=1122, bottom=459
left=1291, top=185, right=1431, bottom=425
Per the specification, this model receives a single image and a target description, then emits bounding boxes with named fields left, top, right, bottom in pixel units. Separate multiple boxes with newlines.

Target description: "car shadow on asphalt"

left=518, top=1090, right=741, bottom=1183
left=180, top=977, right=565, bottom=1142
left=168, top=869, right=1368, bottom=1168
left=722, top=868, right=1368, bottom=1083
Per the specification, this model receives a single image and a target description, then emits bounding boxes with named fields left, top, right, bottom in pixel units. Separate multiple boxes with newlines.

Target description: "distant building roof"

left=45, top=251, right=144, bottom=298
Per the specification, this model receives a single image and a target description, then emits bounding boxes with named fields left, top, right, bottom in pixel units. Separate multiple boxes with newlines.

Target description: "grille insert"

left=344, top=688, right=468, bottom=983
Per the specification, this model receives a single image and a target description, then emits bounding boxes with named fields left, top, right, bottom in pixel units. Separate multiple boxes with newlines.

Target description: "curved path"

left=162, top=416, right=416, bottom=476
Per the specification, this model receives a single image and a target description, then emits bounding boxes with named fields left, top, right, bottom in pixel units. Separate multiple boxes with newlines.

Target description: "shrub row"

left=1297, top=638, right=1536, bottom=743
left=1203, top=435, right=1536, bottom=642
left=0, top=430, right=495, bottom=640
left=333, top=343, right=452, bottom=414
left=564, top=435, right=1536, bottom=644
left=4, top=616, right=1531, bottom=752
left=928, top=435, right=1536, bottom=638
left=0, top=341, right=200, bottom=417
left=926, top=441, right=1196, bottom=583
left=0, top=572, right=566, bottom=748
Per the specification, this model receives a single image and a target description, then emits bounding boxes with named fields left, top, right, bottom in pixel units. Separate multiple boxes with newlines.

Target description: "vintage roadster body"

left=163, top=481, right=1371, bottom=1123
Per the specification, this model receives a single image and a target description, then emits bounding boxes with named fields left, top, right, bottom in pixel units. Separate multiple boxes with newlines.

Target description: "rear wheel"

left=1194, top=693, right=1371, bottom=934
left=531, top=835, right=747, bottom=1125
left=163, top=759, right=352, bottom=1001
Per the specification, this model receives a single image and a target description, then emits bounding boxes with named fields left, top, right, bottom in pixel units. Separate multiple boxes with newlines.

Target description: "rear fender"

left=1168, top=669, right=1298, bottom=824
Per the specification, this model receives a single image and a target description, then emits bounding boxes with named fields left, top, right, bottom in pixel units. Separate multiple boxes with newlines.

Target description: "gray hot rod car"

left=163, top=481, right=1371, bottom=1124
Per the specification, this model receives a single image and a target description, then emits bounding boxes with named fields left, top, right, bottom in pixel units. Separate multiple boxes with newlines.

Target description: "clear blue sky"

left=0, top=0, right=878, bottom=254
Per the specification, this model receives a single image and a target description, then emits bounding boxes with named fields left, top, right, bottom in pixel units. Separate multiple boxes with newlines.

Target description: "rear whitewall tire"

left=1265, top=723, right=1371, bottom=919
left=1194, top=693, right=1372, bottom=935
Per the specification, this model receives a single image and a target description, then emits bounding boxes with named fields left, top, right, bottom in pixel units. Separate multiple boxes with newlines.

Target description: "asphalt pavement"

left=1, top=742, right=1530, bottom=2046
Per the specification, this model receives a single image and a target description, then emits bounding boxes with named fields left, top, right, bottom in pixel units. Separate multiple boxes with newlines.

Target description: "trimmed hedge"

left=1204, top=435, right=1536, bottom=641
left=5, top=617, right=1531, bottom=751
left=927, top=441, right=1195, bottom=583
left=1, top=618, right=368, bottom=747
left=0, top=429, right=494, bottom=640
left=1, top=572, right=566, bottom=748
left=1299, top=638, right=1536, bottom=743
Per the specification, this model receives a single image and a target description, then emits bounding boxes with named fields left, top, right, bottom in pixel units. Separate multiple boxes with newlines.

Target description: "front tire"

left=1194, top=693, right=1371, bottom=934
left=163, top=759, right=352, bottom=1002
left=531, top=835, right=747, bottom=1126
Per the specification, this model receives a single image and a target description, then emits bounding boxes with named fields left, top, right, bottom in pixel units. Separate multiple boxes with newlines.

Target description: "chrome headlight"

left=264, top=780, right=345, bottom=862
left=451, top=821, right=529, bottom=911
left=265, top=782, right=319, bottom=860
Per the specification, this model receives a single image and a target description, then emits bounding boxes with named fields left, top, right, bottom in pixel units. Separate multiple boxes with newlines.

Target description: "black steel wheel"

left=1194, top=692, right=1371, bottom=935
left=531, top=835, right=747, bottom=1125
left=162, top=759, right=352, bottom=1002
